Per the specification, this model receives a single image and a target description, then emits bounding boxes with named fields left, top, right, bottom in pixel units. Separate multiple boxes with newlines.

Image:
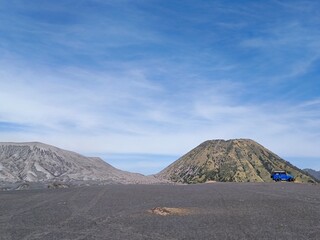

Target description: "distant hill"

left=156, top=139, right=318, bottom=184
left=303, top=168, right=320, bottom=181
left=0, top=142, right=162, bottom=189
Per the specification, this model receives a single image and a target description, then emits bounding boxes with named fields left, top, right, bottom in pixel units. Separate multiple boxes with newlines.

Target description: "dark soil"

left=0, top=183, right=319, bottom=240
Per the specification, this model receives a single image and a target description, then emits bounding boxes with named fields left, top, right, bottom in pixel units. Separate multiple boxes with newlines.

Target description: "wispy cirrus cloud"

left=0, top=0, right=320, bottom=173
left=1, top=58, right=319, bottom=158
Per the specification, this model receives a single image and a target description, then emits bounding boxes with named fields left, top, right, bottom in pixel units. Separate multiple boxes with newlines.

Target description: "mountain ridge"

left=303, top=168, right=320, bottom=181
left=0, top=142, right=162, bottom=187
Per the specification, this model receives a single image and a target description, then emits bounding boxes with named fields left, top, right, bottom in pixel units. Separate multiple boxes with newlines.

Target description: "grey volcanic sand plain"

left=0, top=183, right=319, bottom=240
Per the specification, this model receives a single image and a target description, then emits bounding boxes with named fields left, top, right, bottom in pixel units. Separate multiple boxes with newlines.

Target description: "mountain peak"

left=0, top=142, right=62, bottom=152
left=200, top=138, right=257, bottom=146
left=157, top=139, right=317, bottom=184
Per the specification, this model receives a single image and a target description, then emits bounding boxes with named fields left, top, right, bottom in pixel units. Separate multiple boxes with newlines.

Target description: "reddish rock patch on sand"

left=148, top=207, right=192, bottom=216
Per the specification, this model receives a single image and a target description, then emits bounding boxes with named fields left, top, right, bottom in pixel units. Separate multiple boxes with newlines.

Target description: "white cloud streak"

left=0, top=57, right=319, bottom=161
left=1, top=1, right=320, bottom=173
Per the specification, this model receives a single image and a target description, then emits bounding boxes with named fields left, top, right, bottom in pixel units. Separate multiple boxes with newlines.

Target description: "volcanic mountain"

left=156, top=139, right=317, bottom=184
left=0, top=142, right=161, bottom=187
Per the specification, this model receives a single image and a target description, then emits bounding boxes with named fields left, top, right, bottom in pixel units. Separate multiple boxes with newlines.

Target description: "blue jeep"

left=271, top=171, right=295, bottom=182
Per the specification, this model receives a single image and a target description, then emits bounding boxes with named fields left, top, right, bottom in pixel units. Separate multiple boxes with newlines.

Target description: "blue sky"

left=0, top=0, right=320, bottom=174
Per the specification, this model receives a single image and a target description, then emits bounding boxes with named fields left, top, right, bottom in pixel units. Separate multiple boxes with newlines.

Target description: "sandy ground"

left=0, top=183, right=319, bottom=240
